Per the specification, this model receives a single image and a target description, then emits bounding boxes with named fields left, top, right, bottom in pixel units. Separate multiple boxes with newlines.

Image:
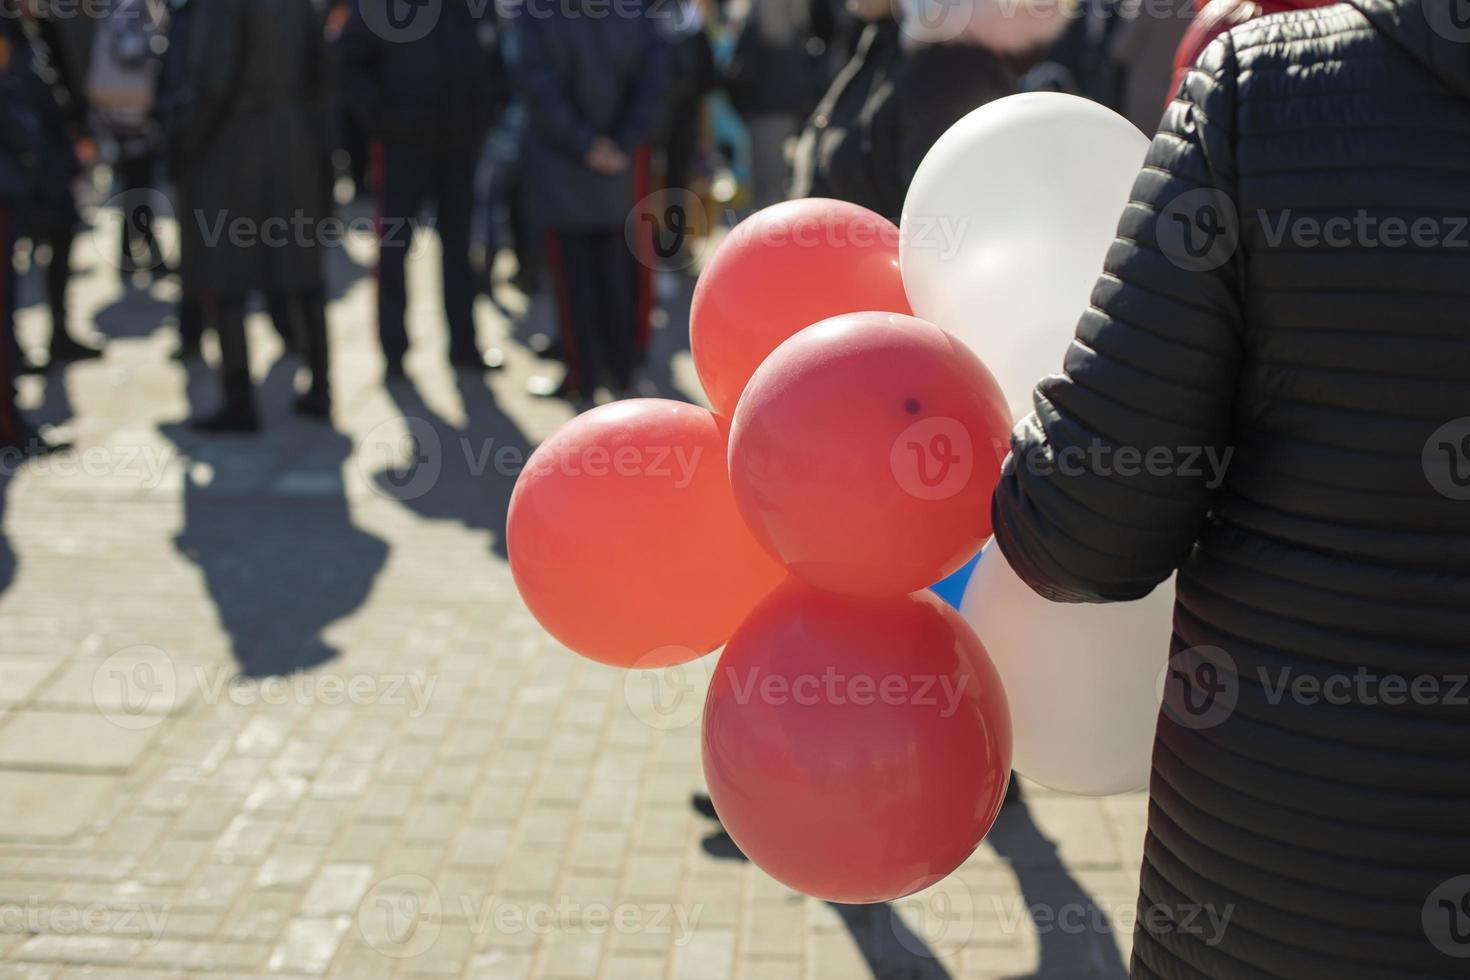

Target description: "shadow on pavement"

left=158, top=349, right=389, bottom=678
left=694, top=794, right=955, bottom=980
left=694, top=791, right=1129, bottom=980
left=375, top=370, right=535, bottom=562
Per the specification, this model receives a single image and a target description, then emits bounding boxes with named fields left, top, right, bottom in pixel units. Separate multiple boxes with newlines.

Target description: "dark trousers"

left=0, top=204, right=21, bottom=445
left=376, top=140, right=478, bottom=363
left=210, top=289, right=329, bottom=413
left=33, top=217, right=75, bottom=351
left=544, top=226, right=647, bottom=393
left=115, top=153, right=165, bottom=272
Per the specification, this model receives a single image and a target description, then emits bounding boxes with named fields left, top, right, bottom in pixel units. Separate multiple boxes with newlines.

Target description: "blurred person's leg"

left=173, top=296, right=204, bottom=360
left=592, top=227, right=641, bottom=395
left=290, top=288, right=330, bottom=418
left=42, top=220, right=100, bottom=364
left=0, top=203, right=25, bottom=450
left=376, top=142, right=427, bottom=376
left=535, top=229, right=600, bottom=400
left=265, top=291, right=296, bottom=352
left=193, top=293, right=259, bottom=432
left=508, top=171, right=540, bottom=296
left=746, top=113, right=798, bottom=210
left=116, top=152, right=165, bottom=274
left=435, top=144, right=489, bottom=367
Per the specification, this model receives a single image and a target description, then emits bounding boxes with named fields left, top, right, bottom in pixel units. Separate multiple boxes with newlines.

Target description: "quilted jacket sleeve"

left=991, top=35, right=1247, bottom=604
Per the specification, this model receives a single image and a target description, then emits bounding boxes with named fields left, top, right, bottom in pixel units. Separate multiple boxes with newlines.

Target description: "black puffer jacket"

left=991, top=2, right=1470, bottom=978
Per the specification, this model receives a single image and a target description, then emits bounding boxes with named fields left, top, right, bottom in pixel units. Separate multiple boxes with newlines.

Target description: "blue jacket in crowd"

left=505, top=0, right=670, bottom=231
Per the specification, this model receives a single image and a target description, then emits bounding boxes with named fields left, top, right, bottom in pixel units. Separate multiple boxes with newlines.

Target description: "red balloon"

left=702, top=583, right=1012, bottom=903
left=508, top=400, right=785, bottom=668
left=690, top=199, right=911, bottom=417
left=728, top=312, right=1011, bottom=597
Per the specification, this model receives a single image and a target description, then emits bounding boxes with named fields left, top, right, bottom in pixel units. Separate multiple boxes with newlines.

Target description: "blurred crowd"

left=0, top=0, right=1328, bottom=450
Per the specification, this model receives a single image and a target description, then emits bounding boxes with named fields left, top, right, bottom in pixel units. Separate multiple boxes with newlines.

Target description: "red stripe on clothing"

left=543, top=231, right=583, bottom=392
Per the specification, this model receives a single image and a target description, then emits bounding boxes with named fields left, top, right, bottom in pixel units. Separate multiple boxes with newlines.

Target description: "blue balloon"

left=928, top=552, right=981, bottom=610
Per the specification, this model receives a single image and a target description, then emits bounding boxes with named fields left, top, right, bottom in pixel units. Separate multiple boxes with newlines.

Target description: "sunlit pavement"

left=0, top=203, right=1143, bottom=978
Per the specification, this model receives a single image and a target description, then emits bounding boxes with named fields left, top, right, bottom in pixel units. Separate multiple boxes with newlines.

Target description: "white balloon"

left=959, top=542, right=1174, bottom=797
left=900, top=93, right=1150, bottom=419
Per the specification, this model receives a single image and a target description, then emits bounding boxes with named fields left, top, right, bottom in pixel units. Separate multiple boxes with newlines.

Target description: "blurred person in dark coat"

left=792, top=0, right=1069, bottom=222
left=181, top=0, right=333, bottom=431
left=508, top=1, right=670, bottom=402
left=10, top=2, right=102, bottom=373
left=1106, top=0, right=1192, bottom=134
left=727, top=0, right=840, bottom=208
left=336, top=0, right=506, bottom=380
left=0, top=5, right=60, bottom=454
left=154, top=0, right=205, bottom=358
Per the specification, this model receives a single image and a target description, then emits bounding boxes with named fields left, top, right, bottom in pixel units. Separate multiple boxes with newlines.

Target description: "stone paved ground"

left=0, top=197, right=1146, bottom=979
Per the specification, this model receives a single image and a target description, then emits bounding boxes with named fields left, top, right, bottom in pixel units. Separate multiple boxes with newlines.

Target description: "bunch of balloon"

left=688, top=199, right=1017, bottom=904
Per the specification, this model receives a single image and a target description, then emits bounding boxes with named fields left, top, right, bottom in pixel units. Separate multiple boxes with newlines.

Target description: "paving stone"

left=268, top=918, right=351, bottom=976
left=0, top=658, right=60, bottom=707
left=0, top=711, right=158, bottom=773
left=0, top=774, right=118, bottom=842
